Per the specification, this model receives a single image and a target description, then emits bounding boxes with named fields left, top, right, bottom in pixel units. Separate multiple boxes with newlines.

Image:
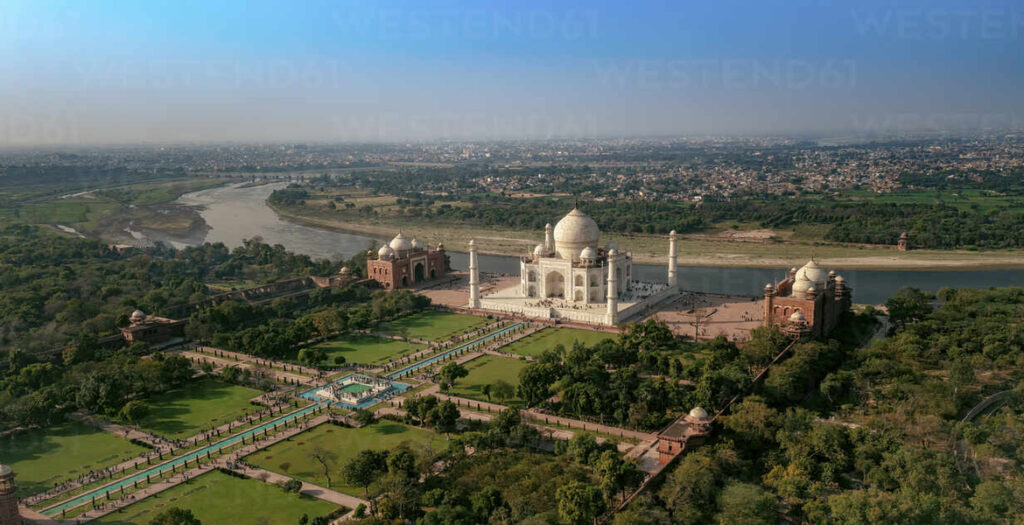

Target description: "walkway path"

left=402, top=385, right=655, bottom=442
left=40, top=404, right=328, bottom=518
left=187, top=345, right=319, bottom=376
left=181, top=351, right=315, bottom=385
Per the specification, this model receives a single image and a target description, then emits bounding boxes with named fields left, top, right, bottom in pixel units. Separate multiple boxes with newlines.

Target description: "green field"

left=502, top=328, right=615, bottom=358
left=247, top=421, right=445, bottom=496
left=308, top=334, right=424, bottom=365
left=447, top=355, right=530, bottom=408
left=0, top=422, right=148, bottom=497
left=138, top=378, right=262, bottom=440
left=382, top=311, right=490, bottom=341
left=95, top=470, right=338, bottom=525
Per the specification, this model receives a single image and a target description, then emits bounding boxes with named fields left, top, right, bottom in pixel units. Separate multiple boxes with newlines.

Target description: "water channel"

left=168, top=183, right=1024, bottom=305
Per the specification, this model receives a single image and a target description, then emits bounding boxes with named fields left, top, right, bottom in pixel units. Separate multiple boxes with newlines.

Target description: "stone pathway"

left=181, top=351, right=315, bottom=385
left=57, top=414, right=332, bottom=523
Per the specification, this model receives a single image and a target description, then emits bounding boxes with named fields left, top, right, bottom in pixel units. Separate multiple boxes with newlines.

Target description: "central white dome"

left=553, top=207, right=599, bottom=261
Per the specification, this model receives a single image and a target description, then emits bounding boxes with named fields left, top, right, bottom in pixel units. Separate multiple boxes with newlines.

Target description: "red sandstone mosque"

left=367, top=232, right=450, bottom=289
left=762, top=260, right=852, bottom=339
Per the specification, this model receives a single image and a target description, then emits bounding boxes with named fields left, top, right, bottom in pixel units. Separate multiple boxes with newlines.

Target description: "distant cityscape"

left=3, top=134, right=1023, bottom=201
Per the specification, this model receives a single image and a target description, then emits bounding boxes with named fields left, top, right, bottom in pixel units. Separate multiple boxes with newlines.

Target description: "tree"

left=310, top=446, right=336, bottom=487
left=885, top=286, right=933, bottom=329
left=482, top=384, right=492, bottom=401
left=491, top=380, right=514, bottom=403
left=297, top=348, right=326, bottom=368
left=556, top=481, right=606, bottom=525
left=353, top=409, right=375, bottom=426
left=343, top=449, right=389, bottom=502
left=120, top=400, right=150, bottom=425
left=426, top=400, right=460, bottom=433
left=282, top=479, right=303, bottom=494
left=518, top=362, right=561, bottom=407
left=439, top=362, right=468, bottom=390
left=149, top=507, right=201, bottom=525
left=715, top=482, right=776, bottom=525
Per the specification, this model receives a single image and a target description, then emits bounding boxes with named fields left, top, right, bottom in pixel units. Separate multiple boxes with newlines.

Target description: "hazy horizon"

left=3, top=0, right=1023, bottom=146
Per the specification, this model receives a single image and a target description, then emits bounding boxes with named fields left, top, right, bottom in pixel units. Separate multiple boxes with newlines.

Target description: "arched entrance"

left=414, top=262, right=425, bottom=283
left=574, top=290, right=584, bottom=302
left=545, top=271, right=565, bottom=298
left=401, top=276, right=408, bottom=287
left=429, top=268, right=436, bottom=279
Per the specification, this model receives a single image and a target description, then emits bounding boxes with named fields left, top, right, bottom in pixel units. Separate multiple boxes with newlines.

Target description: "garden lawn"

left=447, top=355, right=530, bottom=408
left=94, top=470, right=338, bottom=525
left=382, top=310, right=489, bottom=341
left=0, top=422, right=147, bottom=497
left=502, top=328, right=615, bottom=358
left=247, top=421, right=445, bottom=496
left=137, top=378, right=261, bottom=440
left=309, top=334, right=424, bottom=365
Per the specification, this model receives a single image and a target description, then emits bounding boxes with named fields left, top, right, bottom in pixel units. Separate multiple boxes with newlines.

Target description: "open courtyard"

left=247, top=421, right=445, bottom=496
left=502, top=327, right=616, bottom=358
left=308, top=334, right=425, bottom=365
left=137, top=378, right=262, bottom=440
left=382, top=310, right=489, bottom=341
left=94, top=470, right=338, bottom=524
left=0, top=422, right=147, bottom=497
left=447, top=355, right=530, bottom=408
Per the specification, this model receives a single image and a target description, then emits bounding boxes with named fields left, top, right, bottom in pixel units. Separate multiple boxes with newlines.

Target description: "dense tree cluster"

left=0, top=227, right=337, bottom=356
left=624, top=286, right=1024, bottom=523
left=2, top=343, right=193, bottom=427
left=186, top=288, right=429, bottom=360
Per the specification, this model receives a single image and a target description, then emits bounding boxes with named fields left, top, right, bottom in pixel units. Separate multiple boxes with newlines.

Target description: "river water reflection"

left=176, top=183, right=1023, bottom=305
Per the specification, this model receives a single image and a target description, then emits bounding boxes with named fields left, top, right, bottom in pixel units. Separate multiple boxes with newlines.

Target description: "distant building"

left=310, top=266, right=359, bottom=288
left=763, top=260, right=852, bottom=339
left=121, top=309, right=186, bottom=345
left=0, top=464, right=19, bottom=525
left=367, top=233, right=450, bottom=289
left=897, top=231, right=909, bottom=251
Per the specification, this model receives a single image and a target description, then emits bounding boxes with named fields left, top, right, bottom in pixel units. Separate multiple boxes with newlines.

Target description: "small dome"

left=411, top=238, right=426, bottom=250
left=338, top=266, right=352, bottom=275
left=792, top=277, right=813, bottom=293
left=789, top=310, right=806, bottom=323
left=689, top=407, right=709, bottom=420
left=378, top=244, right=395, bottom=259
left=834, top=275, right=845, bottom=283
left=764, top=283, right=773, bottom=291
left=608, top=248, right=618, bottom=257
left=806, top=286, right=817, bottom=295
left=130, top=309, right=147, bottom=322
left=580, top=246, right=597, bottom=260
left=533, top=244, right=546, bottom=257
left=796, top=260, right=828, bottom=284
left=669, top=229, right=677, bottom=236
left=389, top=233, right=413, bottom=252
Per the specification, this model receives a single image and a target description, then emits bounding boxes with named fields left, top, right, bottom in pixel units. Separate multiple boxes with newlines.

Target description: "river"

left=173, top=183, right=1024, bottom=305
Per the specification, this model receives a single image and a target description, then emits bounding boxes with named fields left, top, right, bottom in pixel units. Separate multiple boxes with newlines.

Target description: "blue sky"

left=1, top=0, right=1022, bottom=144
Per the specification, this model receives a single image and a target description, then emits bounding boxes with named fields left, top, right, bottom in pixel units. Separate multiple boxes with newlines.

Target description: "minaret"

left=667, top=230, right=678, bottom=288
left=0, top=464, right=18, bottom=525
left=468, top=240, right=480, bottom=309
left=763, top=284, right=775, bottom=328
left=606, top=249, right=618, bottom=324
left=544, top=223, right=554, bottom=254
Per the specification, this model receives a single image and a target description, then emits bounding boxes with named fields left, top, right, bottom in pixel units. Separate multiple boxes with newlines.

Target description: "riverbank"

left=271, top=204, right=1024, bottom=270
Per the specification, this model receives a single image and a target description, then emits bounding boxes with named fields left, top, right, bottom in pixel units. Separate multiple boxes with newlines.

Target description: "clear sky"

left=1, top=0, right=1022, bottom=144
